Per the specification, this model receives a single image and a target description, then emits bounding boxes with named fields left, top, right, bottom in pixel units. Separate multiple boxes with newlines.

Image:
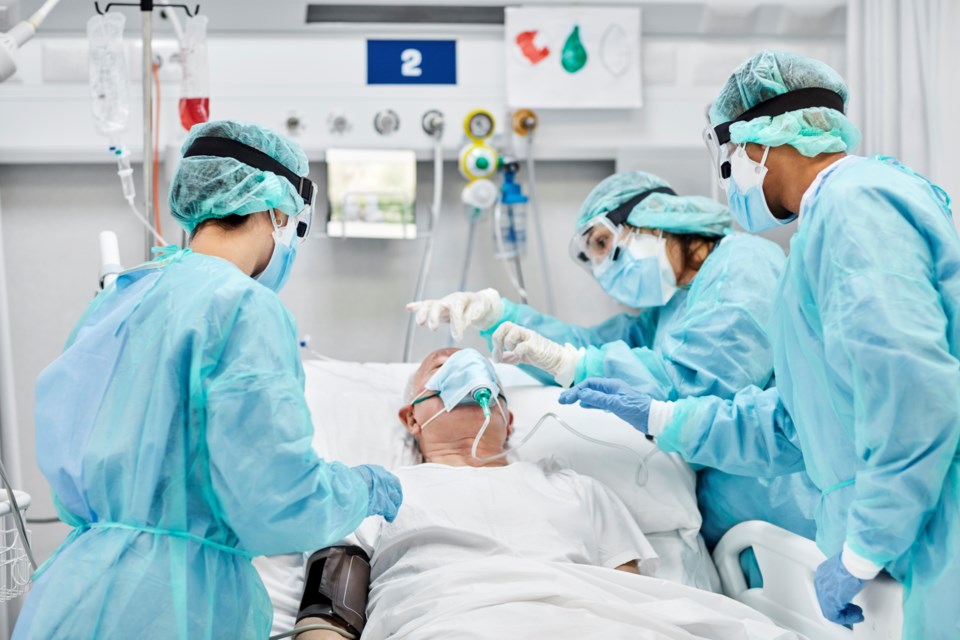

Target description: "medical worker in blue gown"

left=13, top=121, right=402, bottom=640
left=408, top=172, right=819, bottom=562
left=562, top=51, right=960, bottom=639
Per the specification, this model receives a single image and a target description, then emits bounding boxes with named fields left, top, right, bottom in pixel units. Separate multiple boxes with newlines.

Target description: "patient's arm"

left=295, top=617, right=350, bottom=640
left=615, top=560, right=640, bottom=575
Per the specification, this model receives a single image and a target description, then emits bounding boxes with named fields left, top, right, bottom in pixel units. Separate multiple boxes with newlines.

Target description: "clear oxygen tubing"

left=524, top=132, right=556, bottom=315
left=471, top=404, right=659, bottom=488
left=447, top=207, right=482, bottom=347
left=115, top=147, right=167, bottom=245
left=492, top=201, right=529, bottom=304
left=403, top=134, right=444, bottom=362
left=448, top=207, right=482, bottom=348
left=459, top=207, right=481, bottom=291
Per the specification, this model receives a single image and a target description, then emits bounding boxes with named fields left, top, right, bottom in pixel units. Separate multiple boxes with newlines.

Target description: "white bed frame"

left=713, top=521, right=903, bottom=640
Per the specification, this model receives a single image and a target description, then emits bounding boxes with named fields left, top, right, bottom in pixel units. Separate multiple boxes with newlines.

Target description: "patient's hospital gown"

left=349, top=462, right=800, bottom=640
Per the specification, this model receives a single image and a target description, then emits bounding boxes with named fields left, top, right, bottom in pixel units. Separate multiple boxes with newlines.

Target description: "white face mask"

left=725, top=145, right=797, bottom=233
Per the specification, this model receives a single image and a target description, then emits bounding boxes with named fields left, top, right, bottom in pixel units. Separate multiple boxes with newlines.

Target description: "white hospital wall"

left=0, top=2, right=847, bottom=629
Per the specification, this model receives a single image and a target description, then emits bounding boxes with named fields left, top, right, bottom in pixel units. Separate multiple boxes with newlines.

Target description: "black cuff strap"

left=183, top=136, right=315, bottom=203
left=713, top=87, right=845, bottom=145
left=297, top=546, right=371, bottom=637
left=604, top=186, right=677, bottom=227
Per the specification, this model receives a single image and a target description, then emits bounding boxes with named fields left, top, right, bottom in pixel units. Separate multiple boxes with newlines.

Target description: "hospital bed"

left=257, top=359, right=904, bottom=639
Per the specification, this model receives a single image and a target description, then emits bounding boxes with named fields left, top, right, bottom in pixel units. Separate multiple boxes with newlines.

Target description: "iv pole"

left=94, top=1, right=199, bottom=257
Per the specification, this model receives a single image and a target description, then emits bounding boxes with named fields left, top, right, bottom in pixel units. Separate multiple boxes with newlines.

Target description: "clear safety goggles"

left=569, top=216, right=630, bottom=274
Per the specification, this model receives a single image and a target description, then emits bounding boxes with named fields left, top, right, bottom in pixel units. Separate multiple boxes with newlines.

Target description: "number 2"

left=401, top=48, right=423, bottom=77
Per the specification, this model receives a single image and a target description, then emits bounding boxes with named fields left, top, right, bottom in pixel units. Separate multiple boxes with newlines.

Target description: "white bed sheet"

left=362, top=556, right=800, bottom=640
left=257, top=359, right=721, bottom=637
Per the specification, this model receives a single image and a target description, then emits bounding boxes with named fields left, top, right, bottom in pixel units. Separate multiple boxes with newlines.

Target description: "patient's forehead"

left=413, top=348, right=460, bottom=392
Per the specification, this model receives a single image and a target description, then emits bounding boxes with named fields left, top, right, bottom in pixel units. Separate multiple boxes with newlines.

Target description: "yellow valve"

left=459, top=143, right=499, bottom=181
left=464, top=109, right=495, bottom=143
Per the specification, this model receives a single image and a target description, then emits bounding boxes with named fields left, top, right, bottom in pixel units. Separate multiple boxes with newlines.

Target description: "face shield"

left=703, top=124, right=734, bottom=190
left=569, top=186, right=677, bottom=275
left=293, top=182, right=317, bottom=244
left=703, top=87, right=848, bottom=188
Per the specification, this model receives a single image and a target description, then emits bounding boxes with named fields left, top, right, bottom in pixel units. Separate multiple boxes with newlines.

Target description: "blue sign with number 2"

left=367, top=40, right=457, bottom=85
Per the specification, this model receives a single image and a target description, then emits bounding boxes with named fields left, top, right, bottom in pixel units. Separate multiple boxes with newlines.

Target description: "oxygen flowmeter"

left=459, top=109, right=500, bottom=209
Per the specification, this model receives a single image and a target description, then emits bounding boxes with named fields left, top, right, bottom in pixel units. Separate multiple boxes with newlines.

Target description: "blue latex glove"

left=354, top=464, right=403, bottom=523
left=815, top=553, right=868, bottom=626
left=559, top=378, right=652, bottom=434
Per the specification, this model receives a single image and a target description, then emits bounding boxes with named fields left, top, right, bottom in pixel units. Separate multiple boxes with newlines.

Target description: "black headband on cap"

left=183, top=136, right=315, bottom=203
left=604, top=186, right=678, bottom=227
left=712, top=87, right=845, bottom=145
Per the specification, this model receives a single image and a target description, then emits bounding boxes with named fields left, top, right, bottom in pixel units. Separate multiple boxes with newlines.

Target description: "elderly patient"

left=294, top=349, right=798, bottom=640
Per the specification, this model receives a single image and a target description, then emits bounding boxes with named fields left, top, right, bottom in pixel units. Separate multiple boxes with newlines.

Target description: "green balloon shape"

left=561, top=25, right=588, bottom=74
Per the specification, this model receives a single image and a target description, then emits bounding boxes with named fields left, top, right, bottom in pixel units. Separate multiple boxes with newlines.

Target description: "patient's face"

left=399, top=348, right=513, bottom=460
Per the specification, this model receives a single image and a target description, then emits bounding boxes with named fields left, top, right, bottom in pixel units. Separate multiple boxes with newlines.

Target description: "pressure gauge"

left=464, top=109, right=495, bottom=142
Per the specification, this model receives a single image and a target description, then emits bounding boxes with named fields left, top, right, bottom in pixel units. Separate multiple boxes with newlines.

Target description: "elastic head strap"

left=712, top=87, right=846, bottom=145
left=183, top=136, right=315, bottom=203
left=603, top=186, right=678, bottom=227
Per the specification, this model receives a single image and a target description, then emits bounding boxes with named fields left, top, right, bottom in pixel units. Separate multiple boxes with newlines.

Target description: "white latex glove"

left=492, top=322, right=584, bottom=387
left=406, top=289, right=504, bottom=341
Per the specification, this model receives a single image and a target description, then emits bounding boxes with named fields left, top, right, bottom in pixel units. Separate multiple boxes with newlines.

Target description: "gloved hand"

left=406, top=289, right=504, bottom=341
left=559, top=378, right=652, bottom=434
left=815, top=553, right=868, bottom=626
left=353, top=464, right=403, bottom=523
left=492, top=322, right=583, bottom=387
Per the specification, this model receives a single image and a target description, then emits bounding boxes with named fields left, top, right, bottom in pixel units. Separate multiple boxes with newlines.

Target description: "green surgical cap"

left=576, top=171, right=733, bottom=237
left=709, top=50, right=861, bottom=157
left=169, top=120, right=309, bottom=232
left=628, top=195, right=733, bottom=237
left=576, top=171, right=672, bottom=230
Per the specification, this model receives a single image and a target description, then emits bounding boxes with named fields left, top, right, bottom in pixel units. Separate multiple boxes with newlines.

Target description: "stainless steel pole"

left=142, top=5, right=153, bottom=258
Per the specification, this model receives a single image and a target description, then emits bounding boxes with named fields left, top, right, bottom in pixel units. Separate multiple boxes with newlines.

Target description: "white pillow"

left=504, top=385, right=700, bottom=535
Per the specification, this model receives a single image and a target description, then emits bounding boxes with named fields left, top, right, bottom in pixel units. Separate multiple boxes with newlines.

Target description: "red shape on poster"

left=515, top=30, right=550, bottom=64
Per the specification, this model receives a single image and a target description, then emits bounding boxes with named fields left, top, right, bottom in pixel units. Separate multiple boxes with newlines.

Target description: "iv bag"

left=87, top=12, right=130, bottom=136
left=179, top=15, right=210, bottom=131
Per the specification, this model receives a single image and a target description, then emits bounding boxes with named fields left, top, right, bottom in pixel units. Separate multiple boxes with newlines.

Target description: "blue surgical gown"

left=484, top=233, right=819, bottom=553
left=659, top=156, right=960, bottom=639
left=14, top=249, right=371, bottom=640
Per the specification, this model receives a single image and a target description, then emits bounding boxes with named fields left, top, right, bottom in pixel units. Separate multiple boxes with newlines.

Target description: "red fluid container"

left=179, top=97, right=209, bottom=131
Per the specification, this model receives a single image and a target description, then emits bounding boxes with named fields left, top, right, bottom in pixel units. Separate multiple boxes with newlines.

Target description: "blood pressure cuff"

left=297, top=545, right=371, bottom=637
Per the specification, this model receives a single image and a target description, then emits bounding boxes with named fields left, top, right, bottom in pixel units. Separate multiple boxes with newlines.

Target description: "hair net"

left=576, top=172, right=733, bottom=237
left=708, top=50, right=861, bottom=157
left=169, top=120, right=309, bottom=232
left=575, top=171, right=673, bottom=231
left=628, top=195, right=733, bottom=237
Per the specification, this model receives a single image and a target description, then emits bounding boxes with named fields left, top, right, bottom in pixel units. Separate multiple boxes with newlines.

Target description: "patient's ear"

left=398, top=405, right=419, bottom=435
left=506, top=410, right=515, bottom=439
